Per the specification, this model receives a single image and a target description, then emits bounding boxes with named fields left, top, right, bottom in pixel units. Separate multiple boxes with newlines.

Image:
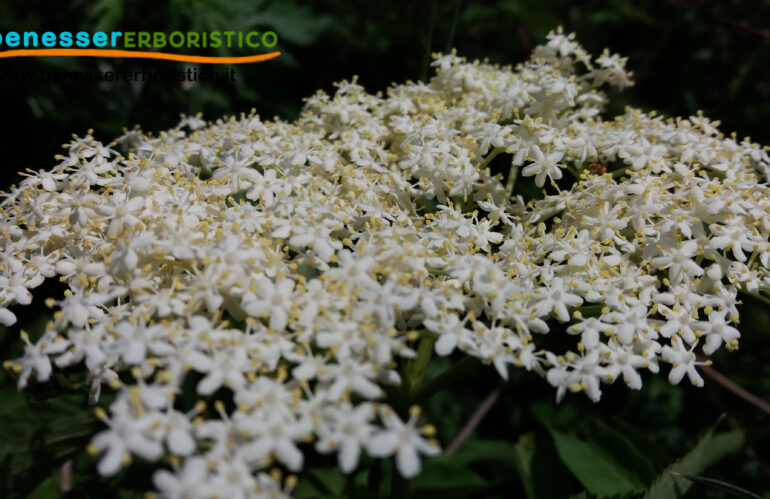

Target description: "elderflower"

left=1, top=27, right=769, bottom=495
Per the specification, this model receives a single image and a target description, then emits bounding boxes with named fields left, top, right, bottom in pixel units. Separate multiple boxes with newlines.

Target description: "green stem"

left=612, top=167, right=633, bottom=178
left=505, top=162, right=521, bottom=198
left=576, top=304, right=604, bottom=317
left=565, top=164, right=581, bottom=179
left=742, top=289, right=770, bottom=307
left=479, top=146, right=505, bottom=171
left=403, top=336, right=436, bottom=397
left=444, top=0, right=462, bottom=54
left=390, top=336, right=435, bottom=498
left=419, top=0, right=439, bottom=82
left=747, top=251, right=758, bottom=269
left=427, top=266, right=448, bottom=276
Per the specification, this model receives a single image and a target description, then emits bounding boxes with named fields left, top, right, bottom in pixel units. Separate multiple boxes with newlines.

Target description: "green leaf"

left=85, top=0, right=124, bottom=32
left=699, top=430, right=746, bottom=469
left=510, top=432, right=580, bottom=499
left=409, top=460, right=488, bottom=498
left=583, top=418, right=658, bottom=483
left=293, top=467, right=346, bottom=499
left=547, top=427, right=646, bottom=497
left=530, top=400, right=579, bottom=428
left=0, top=391, right=96, bottom=497
left=607, top=416, right=670, bottom=469
left=512, top=433, right=538, bottom=499
left=239, top=3, right=333, bottom=46
left=26, top=473, right=61, bottom=499
left=417, top=196, right=439, bottom=214
left=297, top=263, right=321, bottom=281
left=445, top=439, right=518, bottom=468
left=416, top=438, right=522, bottom=491
left=644, top=416, right=745, bottom=499
left=531, top=404, right=666, bottom=494
left=307, top=468, right=347, bottom=497
left=681, top=475, right=762, bottom=499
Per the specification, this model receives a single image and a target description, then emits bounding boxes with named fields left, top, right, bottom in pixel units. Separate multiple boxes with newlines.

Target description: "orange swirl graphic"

left=0, top=49, right=281, bottom=64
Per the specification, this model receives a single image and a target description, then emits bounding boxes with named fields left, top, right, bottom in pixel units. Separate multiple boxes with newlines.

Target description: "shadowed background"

left=1, top=0, right=769, bottom=182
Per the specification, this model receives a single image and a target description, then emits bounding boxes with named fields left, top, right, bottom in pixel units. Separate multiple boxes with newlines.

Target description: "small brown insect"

left=588, top=162, right=607, bottom=174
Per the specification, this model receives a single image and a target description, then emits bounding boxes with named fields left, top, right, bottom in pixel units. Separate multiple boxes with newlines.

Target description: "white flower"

left=367, top=407, right=440, bottom=478
left=661, top=336, right=706, bottom=386
left=356, top=280, right=418, bottom=327
left=97, top=191, right=145, bottom=235
left=567, top=316, right=613, bottom=349
left=320, top=359, right=384, bottom=400
left=0, top=307, right=16, bottom=326
left=153, top=457, right=211, bottom=499
left=658, top=304, right=698, bottom=344
left=246, top=168, right=288, bottom=206
left=649, top=240, right=704, bottom=283
left=242, top=277, right=295, bottom=331
left=618, top=137, right=667, bottom=171
left=424, top=312, right=470, bottom=356
left=51, top=288, right=118, bottom=329
left=213, top=153, right=260, bottom=192
left=521, top=146, right=564, bottom=187
left=569, top=350, right=608, bottom=402
left=316, top=402, right=376, bottom=473
left=207, top=457, right=259, bottom=499
left=287, top=221, right=341, bottom=263
left=533, top=277, right=583, bottom=322
left=602, top=340, right=650, bottom=389
left=709, top=219, right=757, bottom=262
left=696, top=310, right=740, bottom=355
left=15, top=330, right=53, bottom=389
left=195, top=347, right=249, bottom=395
left=163, top=407, right=199, bottom=456
left=605, top=305, right=658, bottom=343
left=238, top=414, right=312, bottom=471
left=89, top=399, right=164, bottom=476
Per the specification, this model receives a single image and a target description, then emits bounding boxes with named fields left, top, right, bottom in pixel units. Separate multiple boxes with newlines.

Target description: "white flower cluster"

left=2, top=28, right=770, bottom=496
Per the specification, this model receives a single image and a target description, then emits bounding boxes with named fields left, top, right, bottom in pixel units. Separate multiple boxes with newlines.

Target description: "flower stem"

left=698, top=359, right=770, bottom=416
left=612, top=167, right=633, bottom=178
left=419, top=0, right=439, bottom=82
left=747, top=250, right=758, bottom=269
left=479, top=146, right=505, bottom=171
left=742, top=289, right=770, bottom=307
left=446, top=381, right=505, bottom=454
left=444, top=0, right=462, bottom=54
left=505, top=162, right=521, bottom=198
left=403, top=335, right=436, bottom=397
left=576, top=304, right=604, bottom=317
left=390, top=337, right=436, bottom=498
left=427, top=266, right=448, bottom=276
left=565, top=164, right=582, bottom=179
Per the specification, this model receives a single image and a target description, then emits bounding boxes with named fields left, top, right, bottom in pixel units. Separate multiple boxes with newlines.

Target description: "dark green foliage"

left=2, top=1, right=770, bottom=186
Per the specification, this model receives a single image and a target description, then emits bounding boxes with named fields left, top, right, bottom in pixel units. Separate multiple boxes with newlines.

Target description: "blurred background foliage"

left=1, top=0, right=770, bottom=497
